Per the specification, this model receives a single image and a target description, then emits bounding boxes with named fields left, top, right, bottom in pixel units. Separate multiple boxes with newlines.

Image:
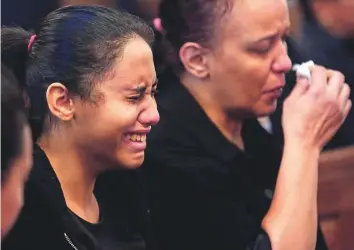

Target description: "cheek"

left=78, top=101, right=140, bottom=142
left=213, top=51, right=272, bottom=107
left=102, top=102, right=140, bottom=131
left=1, top=175, right=25, bottom=235
left=235, top=60, right=272, bottom=101
left=338, top=7, right=354, bottom=28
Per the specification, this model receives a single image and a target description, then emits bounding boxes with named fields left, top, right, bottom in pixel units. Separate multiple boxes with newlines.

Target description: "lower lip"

left=264, top=88, right=283, bottom=99
left=122, top=136, right=147, bottom=152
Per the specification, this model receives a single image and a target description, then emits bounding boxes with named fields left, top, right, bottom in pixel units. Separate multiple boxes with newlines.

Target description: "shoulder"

left=2, top=184, right=64, bottom=249
left=2, top=146, right=67, bottom=249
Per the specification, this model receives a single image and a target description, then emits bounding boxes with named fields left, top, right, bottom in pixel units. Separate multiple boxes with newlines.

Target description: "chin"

left=253, top=99, right=278, bottom=117
left=124, top=160, right=144, bottom=169
left=254, top=103, right=278, bottom=118
left=116, top=152, right=145, bottom=170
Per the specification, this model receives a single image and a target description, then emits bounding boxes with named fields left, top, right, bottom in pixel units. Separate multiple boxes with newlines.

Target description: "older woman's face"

left=208, top=0, right=292, bottom=117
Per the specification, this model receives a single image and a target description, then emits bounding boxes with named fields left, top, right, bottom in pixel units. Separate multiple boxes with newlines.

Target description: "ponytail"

left=1, top=27, right=42, bottom=141
left=151, top=21, right=181, bottom=77
left=1, top=27, right=33, bottom=88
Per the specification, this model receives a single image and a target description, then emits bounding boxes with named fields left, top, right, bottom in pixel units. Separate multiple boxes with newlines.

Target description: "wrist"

left=283, top=137, right=321, bottom=158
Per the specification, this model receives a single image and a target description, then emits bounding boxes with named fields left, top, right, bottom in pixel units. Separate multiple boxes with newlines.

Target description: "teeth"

left=128, top=134, right=146, bottom=142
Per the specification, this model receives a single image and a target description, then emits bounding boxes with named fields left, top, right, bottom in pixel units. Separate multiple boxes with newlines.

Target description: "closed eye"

left=251, top=28, right=290, bottom=54
left=151, top=88, right=159, bottom=97
left=128, top=95, right=144, bottom=102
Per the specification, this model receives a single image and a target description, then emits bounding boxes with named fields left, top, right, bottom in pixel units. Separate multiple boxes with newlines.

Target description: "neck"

left=38, top=130, right=99, bottom=222
left=181, top=73, right=244, bottom=150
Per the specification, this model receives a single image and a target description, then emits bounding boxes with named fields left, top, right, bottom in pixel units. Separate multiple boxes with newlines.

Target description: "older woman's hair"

left=152, top=0, right=233, bottom=74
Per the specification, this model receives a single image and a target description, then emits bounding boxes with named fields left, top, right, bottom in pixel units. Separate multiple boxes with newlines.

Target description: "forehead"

left=106, top=37, right=155, bottom=89
left=222, top=0, right=290, bottom=40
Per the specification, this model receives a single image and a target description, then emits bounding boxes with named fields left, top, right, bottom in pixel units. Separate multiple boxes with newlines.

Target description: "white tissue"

left=292, top=60, right=314, bottom=82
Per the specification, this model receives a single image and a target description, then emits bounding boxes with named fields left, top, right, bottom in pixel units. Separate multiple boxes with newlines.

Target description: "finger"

left=308, top=65, right=327, bottom=94
left=327, top=71, right=345, bottom=98
left=290, top=76, right=310, bottom=98
left=338, top=83, right=351, bottom=110
left=326, top=69, right=337, bottom=79
left=342, top=99, right=352, bottom=122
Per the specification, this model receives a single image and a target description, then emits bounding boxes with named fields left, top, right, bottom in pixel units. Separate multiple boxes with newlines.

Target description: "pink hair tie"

left=27, top=35, right=36, bottom=52
left=153, top=18, right=163, bottom=33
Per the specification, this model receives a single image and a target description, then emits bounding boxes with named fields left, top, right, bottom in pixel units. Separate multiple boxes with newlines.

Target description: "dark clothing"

left=3, top=145, right=151, bottom=250
left=70, top=211, right=145, bottom=250
left=142, top=71, right=328, bottom=250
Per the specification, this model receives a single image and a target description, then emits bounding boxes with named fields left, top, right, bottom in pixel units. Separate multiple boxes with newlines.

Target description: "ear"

left=46, top=83, right=75, bottom=121
left=179, top=42, right=210, bottom=78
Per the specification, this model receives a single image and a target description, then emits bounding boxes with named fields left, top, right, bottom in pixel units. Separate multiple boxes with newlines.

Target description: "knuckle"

left=333, top=71, right=345, bottom=83
left=313, top=65, right=326, bottom=74
left=311, top=88, right=322, bottom=98
left=324, top=93, right=339, bottom=107
left=315, top=65, right=326, bottom=71
left=344, top=83, right=351, bottom=94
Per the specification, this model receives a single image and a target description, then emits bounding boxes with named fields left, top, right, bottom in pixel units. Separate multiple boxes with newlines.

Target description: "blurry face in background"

left=312, top=0, right=354, bottom=38
left=72, top=37, right=160, bottom=170
left=207, top=0, right=292, bottom=118
left=137, top=0, right=161, bottom=20
left=1, top=125, right=32, bottom=239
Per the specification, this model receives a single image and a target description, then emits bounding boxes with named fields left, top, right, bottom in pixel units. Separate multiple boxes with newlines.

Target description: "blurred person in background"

left=1, top=0, right=146, bottom=30
left=298, top=0, right=354, bottom=148
left=271, top=0, right=354, bottom=167
left=2, top=5, right=159, bottom=250
left=2, top=0, right=58, bottom=30
left=1, top=64, right=33, bottom=240
left=298, top=0, right=354, bottom=149
left=143, top=0, right=351, bottom=249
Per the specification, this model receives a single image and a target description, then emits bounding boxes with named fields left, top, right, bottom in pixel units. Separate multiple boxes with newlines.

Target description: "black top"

left=69, top=210, right=145, bottom=250
left=2, top=145, right=152, bottom=250
left=142, top=71, right=329, bottom=250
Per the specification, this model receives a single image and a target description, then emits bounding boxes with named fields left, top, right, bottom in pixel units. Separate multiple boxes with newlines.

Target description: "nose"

left=138, top=98, right=160, bottom=126
left=272, top=41, right=292, bottom=73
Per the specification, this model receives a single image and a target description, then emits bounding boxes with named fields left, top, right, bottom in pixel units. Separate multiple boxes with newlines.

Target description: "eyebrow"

left=253, top=27, right=290, bottom=44
left=130, top=77, right=158, bottom=94
left=253, top=32, right=279, bottom=44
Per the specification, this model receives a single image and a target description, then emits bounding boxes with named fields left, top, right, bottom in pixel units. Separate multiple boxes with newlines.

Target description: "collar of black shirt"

left=156, top=71, right=283, bottom=166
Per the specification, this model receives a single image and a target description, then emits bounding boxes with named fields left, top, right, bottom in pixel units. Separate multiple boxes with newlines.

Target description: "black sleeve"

left=2, top=183, right=67, bottom=250
left=144, top=151, right=273, bottom=250
left=252, top=232, right=272, bottom=250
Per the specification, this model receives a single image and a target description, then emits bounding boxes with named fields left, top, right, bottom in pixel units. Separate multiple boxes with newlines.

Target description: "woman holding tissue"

left=143, top=0, right=351, bottom=249
left=2, top=5, right=159, bottom=250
